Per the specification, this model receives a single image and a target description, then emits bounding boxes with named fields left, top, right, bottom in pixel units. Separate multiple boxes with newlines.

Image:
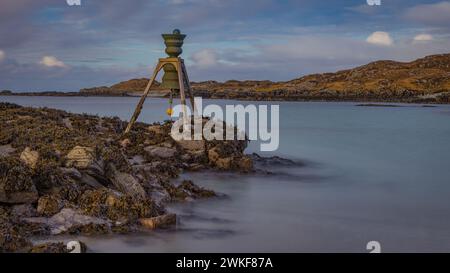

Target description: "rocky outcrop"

left=78, top=189, right=159, bottom=224
left=207, top=142, right=253, bottom=172
left=170, top=180, right=216, bottom=201
left=0, top=103, right=254, bottom=252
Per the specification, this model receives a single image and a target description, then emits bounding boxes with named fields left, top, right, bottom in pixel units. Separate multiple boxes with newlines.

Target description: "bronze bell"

left=160, top=29, right=186, bottom=90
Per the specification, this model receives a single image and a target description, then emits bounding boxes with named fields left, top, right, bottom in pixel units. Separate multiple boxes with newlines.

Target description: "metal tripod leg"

left=124, top=62, right=163, bottom=134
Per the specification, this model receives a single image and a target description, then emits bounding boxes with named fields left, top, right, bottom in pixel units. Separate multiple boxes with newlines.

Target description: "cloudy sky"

left=0, top=0, right=450, bottom=91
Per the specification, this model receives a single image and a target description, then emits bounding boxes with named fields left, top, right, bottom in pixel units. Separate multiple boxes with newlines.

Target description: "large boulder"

left=0, top=157, right=38, bottom=204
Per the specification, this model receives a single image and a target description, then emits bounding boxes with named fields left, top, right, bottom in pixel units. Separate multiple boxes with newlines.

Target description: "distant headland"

left=2, top=53, right=449, bottom=104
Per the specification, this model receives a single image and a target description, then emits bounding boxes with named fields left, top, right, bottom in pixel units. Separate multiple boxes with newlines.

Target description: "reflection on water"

left=3, top=96, right=450, bottom=252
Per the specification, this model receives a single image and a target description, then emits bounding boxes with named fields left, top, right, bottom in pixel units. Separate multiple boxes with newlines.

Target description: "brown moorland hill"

left=80, top=53, right=450, bottom=103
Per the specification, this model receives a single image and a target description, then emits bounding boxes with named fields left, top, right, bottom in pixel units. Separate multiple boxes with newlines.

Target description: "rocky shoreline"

left=2, top=90, right=449, bottom=104
left=0, top=102, right=253, bottom=253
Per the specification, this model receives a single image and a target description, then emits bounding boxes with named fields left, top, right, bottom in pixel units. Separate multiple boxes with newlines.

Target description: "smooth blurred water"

left=2, top=96, right=450, bottom=252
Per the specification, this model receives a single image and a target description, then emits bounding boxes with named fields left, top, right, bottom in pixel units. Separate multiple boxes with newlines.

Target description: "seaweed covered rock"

left=0, top=207, right=47, bottom=252
left=138, top=213, right=176, bottom=230
left=207, top=144, right=253, bottom=172
left=0, top=157, right=38, bottom=204
left=165, top=180, right=216, bottom=201
left=29, top=242, right=70, bottom=253
left=237, top=155, right=254, bottom=173
left=32, top=161, right=68, bottom=192
left=0, top=220, right=32, bottom=253
left=0, top=208, right=29, bottom=252
left=37, top=195, right=64, bottom=217
left=78, top=189, right=160, bottom=223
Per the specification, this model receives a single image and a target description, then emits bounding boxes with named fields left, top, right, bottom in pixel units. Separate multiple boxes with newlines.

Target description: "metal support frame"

left=124, top=57, right=196, bottom=134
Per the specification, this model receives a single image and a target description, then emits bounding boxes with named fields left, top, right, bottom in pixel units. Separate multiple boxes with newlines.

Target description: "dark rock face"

left=0, top=103, right=253, bottom=252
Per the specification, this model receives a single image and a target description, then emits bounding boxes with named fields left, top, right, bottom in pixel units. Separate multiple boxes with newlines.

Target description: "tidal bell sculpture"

left=124, top=29, right=197, bottom=134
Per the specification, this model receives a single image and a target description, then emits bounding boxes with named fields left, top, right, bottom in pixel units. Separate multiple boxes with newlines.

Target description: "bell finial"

left=161, top=29, right=186, bottom=90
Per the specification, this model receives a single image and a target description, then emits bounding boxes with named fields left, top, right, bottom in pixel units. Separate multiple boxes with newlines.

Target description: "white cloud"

left=39, top=56, right=67, bottom=68
left=366, top=31, right=393, bottom=46
left=0, top=50, right=5, bottom=61
left=413, top=34, right=433, bottom=42
left=191, top=49, right=218, bottom=68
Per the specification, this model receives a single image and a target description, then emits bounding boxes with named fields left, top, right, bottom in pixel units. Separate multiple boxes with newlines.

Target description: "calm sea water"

left=2, top=96, right=450, bottom=253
